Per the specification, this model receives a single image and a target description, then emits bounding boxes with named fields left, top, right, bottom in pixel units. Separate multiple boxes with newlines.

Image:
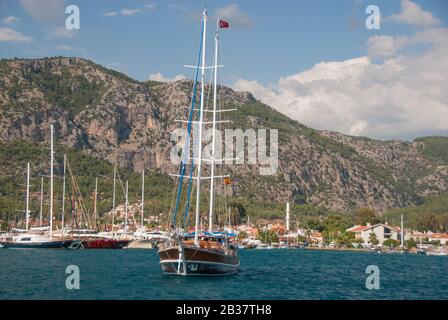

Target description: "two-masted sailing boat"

left=2, top=125, right=71, bottom=248
left=158, top=8, right=239, bottom=275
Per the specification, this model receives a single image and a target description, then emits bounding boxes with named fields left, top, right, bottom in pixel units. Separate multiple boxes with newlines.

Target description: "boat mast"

left=93, top=177, right=98, bottom=230
left=125, top=180, right=128, bottom=232
left=194, top=7, right=207, bottom=246
left=25, top=162, right=30, bottom=230
left=208, top=17, right=219, bottom=234
left=61, top=154, right=66, bottom=233
left=141, top=169, right=144, bottom=230
left=49, top=124, right=54, bottom=239
left=401, top=214, right=404, bottom=247
left=286, top=202, right=290, bottom=232
left=39, top=177, right=43, bottom=226
left=112, top=166, right=116, bottom=233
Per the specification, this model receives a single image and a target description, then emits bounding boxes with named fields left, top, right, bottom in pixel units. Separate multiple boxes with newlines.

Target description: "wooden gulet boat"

left=158, top=234, right=239, bottom=275
left=158, top=8, right=239, bottom=276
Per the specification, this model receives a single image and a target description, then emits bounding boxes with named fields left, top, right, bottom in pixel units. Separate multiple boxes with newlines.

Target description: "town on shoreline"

left=2, top=200, right=447, bottom=255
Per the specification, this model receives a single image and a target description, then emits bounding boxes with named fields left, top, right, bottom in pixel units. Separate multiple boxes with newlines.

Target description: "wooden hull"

left=158, top=246, right=239, bottom=276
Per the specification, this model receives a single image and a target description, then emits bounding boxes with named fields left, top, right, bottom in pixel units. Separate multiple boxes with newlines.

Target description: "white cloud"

left=19, top=0, right=77, bottom=41
left=349, top=120, right=368, bottom=136
left=104, top=12, right=118, bottom=17
left=367, top=35, right=408, bottom=58
left=213, top=4, right=252, bottom=28
left=149, top=72, right=187, bottom=82
left=388, top=0, right=440, bottom=27
left=19, top=0, right=64, bottom=22
left=0, top=27, right=31, bottom=42
left=56, top=44, right=85, bottom=52
left=104, top=3, right=156, bottom=17
left=143, top=3, right=157, bottom=11
left=234, top=28, right=448, bottom=140
left=168, top=3, right=187, bottom=11
left=50, top=26, right=76, bottom=39
left=19, top=0, right=78, bottom=41
left=120, top=8, right=142, bottom=16
left=2, top=16, right=20, bottom=25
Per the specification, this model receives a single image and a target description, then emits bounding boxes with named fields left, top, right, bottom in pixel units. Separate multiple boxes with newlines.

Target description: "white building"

left=347, top=223, right=405, bottom=246
left=427, top=233, right=448, bottom=245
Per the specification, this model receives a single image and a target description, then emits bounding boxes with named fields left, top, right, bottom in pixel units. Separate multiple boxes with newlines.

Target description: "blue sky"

left=1, top=0, right=445, bottom=83
left=1, top=0, right=448, bottom=140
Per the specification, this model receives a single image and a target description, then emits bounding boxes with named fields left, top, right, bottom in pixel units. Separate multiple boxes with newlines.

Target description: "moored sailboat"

left=158, top=8, right=239, bottom=275
left=61, top=161, right=131, bottom=249
left=2, top=232, right=70, bottom=249
left=1, top=125, right=72, bottom=249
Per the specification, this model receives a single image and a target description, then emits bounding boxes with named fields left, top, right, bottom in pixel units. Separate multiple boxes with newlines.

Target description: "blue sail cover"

left=213, top=231, right=237, bottom=237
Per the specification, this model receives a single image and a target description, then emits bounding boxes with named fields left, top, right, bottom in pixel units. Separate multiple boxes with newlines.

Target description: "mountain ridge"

left=1, top=56, right=448, bottom=212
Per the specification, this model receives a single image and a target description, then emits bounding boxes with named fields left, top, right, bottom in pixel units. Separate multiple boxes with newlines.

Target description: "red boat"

left=81, top=238, right=130, bottom=249
left=63, top=230, right=130, bottom=249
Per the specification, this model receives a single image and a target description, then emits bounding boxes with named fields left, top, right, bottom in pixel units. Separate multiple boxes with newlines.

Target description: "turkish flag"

left=219, top=20, right=229, bottom=28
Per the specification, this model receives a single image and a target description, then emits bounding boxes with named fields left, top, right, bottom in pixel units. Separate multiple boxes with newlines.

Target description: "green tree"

left=354, top=208, right=380, bottom=225
left=369, top=232, right=379, bottom=245
left=257, top=230, right=278, bottom=244
left=335, top=231, right=355, bottom=247
left=322, top=213, right=351, bottom=233
left=352, top=238, right=364, bottom=247
left=230, top=202, right=247, bottom=222
left=405, top=238, right=417, bottom=248
left=238, top=231, right=248, bottom=240
left=148, top=221, right=158, bottom=228
left=303, top=217, right=324, bottom=232
left=416, top=213, right=439, bottom=232
left=322, top=230, right=336, bottom=244
left=383, top=238, right=400, bottom=248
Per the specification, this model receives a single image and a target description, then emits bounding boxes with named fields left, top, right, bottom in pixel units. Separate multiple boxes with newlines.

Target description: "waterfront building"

left=346, top=223, right=404, bottom=246
left=427, top=233, right=448, bottom=245
left=310, top=232, right=324, bottom=245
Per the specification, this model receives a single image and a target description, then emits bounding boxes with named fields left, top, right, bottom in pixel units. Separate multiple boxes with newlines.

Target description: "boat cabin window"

left=21, top=237, right=31, bottom=241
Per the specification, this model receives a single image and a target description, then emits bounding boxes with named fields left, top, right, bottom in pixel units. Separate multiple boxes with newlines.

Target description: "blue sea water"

left=0, top=249, right=447, bottom=300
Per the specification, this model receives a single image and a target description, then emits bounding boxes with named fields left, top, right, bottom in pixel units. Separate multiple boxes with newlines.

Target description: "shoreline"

left=304, top=247, right=368, bottom=252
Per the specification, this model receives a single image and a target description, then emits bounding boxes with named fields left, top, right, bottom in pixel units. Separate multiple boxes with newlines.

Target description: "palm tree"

left=369, top=232, right=379, bottom=245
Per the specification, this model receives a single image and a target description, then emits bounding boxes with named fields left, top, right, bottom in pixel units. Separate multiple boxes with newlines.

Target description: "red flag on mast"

left=219, top=19, right=229, bottom=28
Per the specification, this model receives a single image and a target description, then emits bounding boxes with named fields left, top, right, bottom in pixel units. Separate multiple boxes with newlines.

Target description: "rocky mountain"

left=1, top=56, right=447, bottom=213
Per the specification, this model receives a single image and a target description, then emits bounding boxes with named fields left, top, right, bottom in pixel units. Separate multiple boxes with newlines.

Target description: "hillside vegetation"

left=1, top=57, right=448, bottom=217
left=414, top=136, right=448, bottom=164
left=382, top=192, right=448, bottom=232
